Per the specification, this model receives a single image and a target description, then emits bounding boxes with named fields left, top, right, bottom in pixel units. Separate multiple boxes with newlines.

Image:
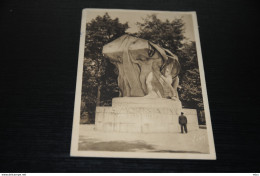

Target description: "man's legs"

left=181, top=125, right=184, bottom=133
left=184, top=124, right=188, bottom=133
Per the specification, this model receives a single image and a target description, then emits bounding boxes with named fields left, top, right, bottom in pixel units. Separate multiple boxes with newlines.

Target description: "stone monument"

left=95, top=34, right=199, bottom=133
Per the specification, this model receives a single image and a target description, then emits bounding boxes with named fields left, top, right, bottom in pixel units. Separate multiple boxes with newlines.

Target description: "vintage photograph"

left=71, top=9, right=216, bottom=159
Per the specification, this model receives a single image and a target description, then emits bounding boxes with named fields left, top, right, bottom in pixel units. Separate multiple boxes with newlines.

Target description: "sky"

left=85, top=9, right=196, bottom=42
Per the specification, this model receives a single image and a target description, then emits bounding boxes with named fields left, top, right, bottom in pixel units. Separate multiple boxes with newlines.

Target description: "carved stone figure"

left=102, top=34, right=180, bottom=99
left=95, top=35, right=201, bottom=133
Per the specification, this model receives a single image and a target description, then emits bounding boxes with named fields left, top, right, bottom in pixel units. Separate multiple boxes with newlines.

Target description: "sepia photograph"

left=71, top=8, right=216, bottom=159
left=2, top=0, right=259, bottom=172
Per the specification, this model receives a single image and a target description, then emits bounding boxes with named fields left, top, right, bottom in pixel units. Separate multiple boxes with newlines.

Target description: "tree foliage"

left=177, top=42, right=204, bottom=110
left=136, top=14, right=185, bottom=52
left=81, top=13, right=128, bottom=123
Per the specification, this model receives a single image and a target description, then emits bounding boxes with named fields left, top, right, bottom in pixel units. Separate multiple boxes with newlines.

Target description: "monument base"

left=95, top=97, right=199, bottom=133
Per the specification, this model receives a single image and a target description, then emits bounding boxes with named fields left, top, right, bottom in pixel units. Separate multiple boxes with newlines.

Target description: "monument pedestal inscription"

left=95, top=97, right=199, bottom=133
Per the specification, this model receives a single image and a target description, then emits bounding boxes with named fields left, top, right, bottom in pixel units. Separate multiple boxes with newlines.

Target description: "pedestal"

left=95, top=97, right=199, bottom=133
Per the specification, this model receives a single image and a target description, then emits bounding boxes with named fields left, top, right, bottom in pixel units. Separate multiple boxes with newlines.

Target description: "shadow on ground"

left=78, top=138, right=204, bottom=153
left=79, top=139, right=155, bottom=152
left=152, top=150, right=202, bottom=153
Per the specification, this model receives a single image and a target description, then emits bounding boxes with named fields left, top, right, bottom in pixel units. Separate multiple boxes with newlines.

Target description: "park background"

left=80, top=11, right=206, bottom=125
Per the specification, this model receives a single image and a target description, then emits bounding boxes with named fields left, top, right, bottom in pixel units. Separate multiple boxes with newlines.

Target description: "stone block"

left=95, top=97, right=199, bottom=133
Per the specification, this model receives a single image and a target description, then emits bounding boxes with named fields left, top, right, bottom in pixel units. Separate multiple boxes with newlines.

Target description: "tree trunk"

left=96, top=85, right=101, bottom=106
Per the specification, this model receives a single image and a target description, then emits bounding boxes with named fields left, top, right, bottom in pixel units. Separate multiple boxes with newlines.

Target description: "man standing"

left=179, top=112, right=188, bottom=133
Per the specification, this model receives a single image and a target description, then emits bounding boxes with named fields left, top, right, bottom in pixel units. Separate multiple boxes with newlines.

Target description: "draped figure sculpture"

left=102, top=34, right=181, bottom=99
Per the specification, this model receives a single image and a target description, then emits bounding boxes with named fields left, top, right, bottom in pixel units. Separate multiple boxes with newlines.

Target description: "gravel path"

left=79, top=124, right=209, bottom=153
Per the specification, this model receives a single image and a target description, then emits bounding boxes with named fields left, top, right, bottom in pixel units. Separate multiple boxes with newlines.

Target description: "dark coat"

left=179, top=115, right=187, bottom=125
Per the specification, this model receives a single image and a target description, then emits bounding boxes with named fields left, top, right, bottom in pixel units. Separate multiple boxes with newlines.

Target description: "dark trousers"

left=180, top=124, right=188, bottom=133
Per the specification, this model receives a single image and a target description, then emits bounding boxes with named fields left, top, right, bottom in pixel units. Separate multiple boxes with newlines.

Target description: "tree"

left=136, top=14, right=185, bottom=53
left=177, top=42, right=203, bottom=110
left=136, top=14, right=204, bottom=115
left=81, top=13, right=129, bottom=123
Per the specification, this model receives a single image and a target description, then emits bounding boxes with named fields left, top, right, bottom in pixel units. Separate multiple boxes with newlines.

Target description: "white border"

left=70, top=8, right=216, bottom=160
